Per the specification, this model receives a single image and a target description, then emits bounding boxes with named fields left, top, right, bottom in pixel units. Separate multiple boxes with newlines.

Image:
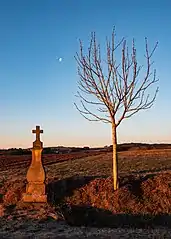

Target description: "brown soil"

left=46, top=172, right=171, bottom=228
left=0, top=149, right=171, bottom=236
left=0, top=172, right=171, bottom=228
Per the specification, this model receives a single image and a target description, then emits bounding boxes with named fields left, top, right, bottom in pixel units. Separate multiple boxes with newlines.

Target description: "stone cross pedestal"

left=22, top=126, right=47, bottom=203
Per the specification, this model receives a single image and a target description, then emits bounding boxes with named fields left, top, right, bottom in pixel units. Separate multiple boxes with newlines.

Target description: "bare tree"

left=74, top=29, right=158, bottom=191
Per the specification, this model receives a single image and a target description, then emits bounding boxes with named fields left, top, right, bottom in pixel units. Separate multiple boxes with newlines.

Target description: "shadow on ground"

left=47, top=175, right=105, bottom=203
left=46, top=174, right=171, bottom=228
left=61, top=205, right=171, bottom=228
left=47, top=174, right=149, bottom=203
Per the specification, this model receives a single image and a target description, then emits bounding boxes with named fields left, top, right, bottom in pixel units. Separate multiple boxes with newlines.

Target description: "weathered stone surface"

left=22, top=126, right=47, bottom=203
left=22, top=193, right=47, bottom=203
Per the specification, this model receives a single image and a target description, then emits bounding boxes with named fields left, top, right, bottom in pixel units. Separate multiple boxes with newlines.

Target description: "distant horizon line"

left=0, top=142, right=171, bottom=150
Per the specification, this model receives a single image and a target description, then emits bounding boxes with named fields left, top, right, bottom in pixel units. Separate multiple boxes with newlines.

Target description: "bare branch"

left=75, top=28, right=158, bottom=128
left=74, top=102, right=111, bottom=123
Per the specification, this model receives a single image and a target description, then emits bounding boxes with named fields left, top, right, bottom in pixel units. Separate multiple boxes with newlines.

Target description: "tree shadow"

left=46, top=174, right=171, bottom=228
left=117, top=173, right=155, bottom=198
left=61, top=205, right=171, bottom=229
left=46, top=175, right=106, bottom=204
left=47, top=173, right=159, bottom=205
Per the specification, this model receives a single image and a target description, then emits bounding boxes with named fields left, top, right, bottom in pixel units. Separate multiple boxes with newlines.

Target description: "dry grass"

left=0, top=148, right=171, bottom=236
left=1, top=149, right=171, bottom=182
left=45, top=149, right=171, bottom=180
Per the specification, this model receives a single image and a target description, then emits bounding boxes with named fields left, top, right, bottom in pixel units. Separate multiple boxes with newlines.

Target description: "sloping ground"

left=0, top=150, right=171, bottom=237
left=0, top=174, right=171, bottom=238
left=0, top=151, right=104, bottom=171
left=0, top=172, right=171, bottom=229
left=64, top=173, right=171, bottom=214
left=60, top=173, right=171, bottom=227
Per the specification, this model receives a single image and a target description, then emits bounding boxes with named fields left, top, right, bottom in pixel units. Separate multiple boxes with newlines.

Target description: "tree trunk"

left=112, top=121, right=119, bottom=191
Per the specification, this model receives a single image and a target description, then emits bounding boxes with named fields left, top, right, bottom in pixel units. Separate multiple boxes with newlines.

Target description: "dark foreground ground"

left=0, top=149, right=171, bottom=238
left=0, top=218, right=171, bottom=238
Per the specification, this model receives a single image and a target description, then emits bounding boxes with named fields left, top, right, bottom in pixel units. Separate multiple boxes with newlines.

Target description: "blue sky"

left=0, top=0, right=170, bottom=148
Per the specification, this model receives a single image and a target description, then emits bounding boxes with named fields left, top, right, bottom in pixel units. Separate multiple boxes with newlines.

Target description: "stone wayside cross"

left=32, top=126, right=43, bottom=149
left=22, top=125, right=47, bottom=203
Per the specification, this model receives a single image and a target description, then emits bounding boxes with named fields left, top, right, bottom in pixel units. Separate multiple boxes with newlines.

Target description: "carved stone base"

left=22, top=182, right=47, bottom=203
left=22, top=193, right=47, bottom=203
